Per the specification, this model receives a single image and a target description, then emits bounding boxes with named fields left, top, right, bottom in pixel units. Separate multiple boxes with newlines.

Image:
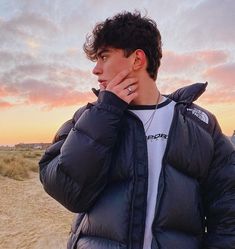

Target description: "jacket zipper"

left=151, top=104, right=179, bottom=248
left=127, top=110, right=148, bottom=249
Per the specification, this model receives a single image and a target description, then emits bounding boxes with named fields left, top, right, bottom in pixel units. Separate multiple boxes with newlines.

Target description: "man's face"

left=92, top=47, right=134, bottom=88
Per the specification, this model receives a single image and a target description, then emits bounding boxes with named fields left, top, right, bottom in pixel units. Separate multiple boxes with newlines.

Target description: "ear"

left=132, top=49, right=147, bottom=71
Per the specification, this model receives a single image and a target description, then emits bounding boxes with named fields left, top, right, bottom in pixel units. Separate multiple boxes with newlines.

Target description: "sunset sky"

left=0, top=0, right=234, bottom=145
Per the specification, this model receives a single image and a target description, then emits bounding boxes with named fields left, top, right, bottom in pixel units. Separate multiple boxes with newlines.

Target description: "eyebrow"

left=96, top=48, right=111, bottom=58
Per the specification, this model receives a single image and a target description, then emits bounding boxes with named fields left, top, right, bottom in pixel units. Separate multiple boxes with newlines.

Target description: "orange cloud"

left=0, top=78, right=96, bottom=110
left=203, top=63, right=235, bottom=86
left=200, top=63, right=235, bottom=104
left=0, top=82, right=19, bottom=98
left=0, top=86, right=6, bottom=97
left=0, top=55, right=98, bottom=110
left=200, top=90, right=235, bottom=104
left=2, top=62, right=94, bottom=87
left=22, top=79, right=96, bottom=110
left=197, top=50, right=228, bottom=65
left=0, top=100, right=14, bottom=108
left=158, top=66, right=235, bottom=105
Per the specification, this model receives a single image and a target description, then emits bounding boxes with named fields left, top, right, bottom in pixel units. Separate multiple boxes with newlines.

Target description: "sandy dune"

left=0, top=173, right=74, bottom=249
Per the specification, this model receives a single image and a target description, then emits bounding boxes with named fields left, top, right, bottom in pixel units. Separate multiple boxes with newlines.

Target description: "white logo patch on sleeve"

left=187, top=108, right=209, bottom=124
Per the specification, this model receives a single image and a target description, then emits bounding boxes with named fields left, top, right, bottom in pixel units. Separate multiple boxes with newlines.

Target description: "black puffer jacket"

left=39, top=83, right=235, bottom=249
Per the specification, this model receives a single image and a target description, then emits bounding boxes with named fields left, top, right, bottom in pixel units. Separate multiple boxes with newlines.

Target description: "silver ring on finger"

left=127, top=86, right=132, bottom=95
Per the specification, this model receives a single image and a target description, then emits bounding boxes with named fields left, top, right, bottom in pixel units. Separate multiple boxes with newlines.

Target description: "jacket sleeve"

left=39, top=91, right=128, bottom=213
left=203, top=117, right=235, bottom=248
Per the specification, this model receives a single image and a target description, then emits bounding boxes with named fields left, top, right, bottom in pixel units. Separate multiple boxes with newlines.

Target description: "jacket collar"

left=167, top=82, right=208, bottom=104
left=92, top=87, right=100, bottom=97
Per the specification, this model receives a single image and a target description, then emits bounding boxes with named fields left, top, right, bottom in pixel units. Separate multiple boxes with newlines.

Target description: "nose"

left=92, top=62, right=102, bottom=75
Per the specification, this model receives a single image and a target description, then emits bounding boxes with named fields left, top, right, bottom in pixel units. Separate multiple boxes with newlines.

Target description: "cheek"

left=111, top=60, right=130, bottom=75
left=105, top=65, right=121, bottom=81
left=105, top=58, right=131, bottom=81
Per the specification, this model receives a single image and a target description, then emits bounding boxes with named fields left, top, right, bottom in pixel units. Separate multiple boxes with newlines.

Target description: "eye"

left=101, top=55, right=108, bottom=61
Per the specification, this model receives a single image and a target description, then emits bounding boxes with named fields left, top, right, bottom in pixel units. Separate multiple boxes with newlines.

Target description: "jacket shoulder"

left=180, top=103, right=234, bottom=154
left=168, top=82, right=208, bottom=103
left=182, top=103, right=217, bottom=135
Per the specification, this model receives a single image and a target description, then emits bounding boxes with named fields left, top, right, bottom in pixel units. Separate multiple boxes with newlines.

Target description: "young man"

left=39, top=12, right=235, bottom=249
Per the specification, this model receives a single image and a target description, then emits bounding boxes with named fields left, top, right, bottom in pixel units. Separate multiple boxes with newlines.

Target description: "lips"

left=98, top=80, right=107, bottom=88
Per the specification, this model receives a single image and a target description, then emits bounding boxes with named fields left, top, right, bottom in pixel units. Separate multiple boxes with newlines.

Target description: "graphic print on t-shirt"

left=146, top=133, right=168, bottom=141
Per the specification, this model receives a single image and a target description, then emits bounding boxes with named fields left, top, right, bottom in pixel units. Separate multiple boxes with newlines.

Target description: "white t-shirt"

left=128, top=96, right=176, bottom=249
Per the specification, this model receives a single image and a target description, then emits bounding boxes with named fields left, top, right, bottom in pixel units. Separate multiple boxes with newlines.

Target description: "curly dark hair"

left=83, top=11, right=162, bottom=80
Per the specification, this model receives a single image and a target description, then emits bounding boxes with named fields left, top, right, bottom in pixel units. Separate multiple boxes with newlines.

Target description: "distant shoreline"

left=1, top=136, right=234, bottom=148
left=0, top=143, right=51, bottom=150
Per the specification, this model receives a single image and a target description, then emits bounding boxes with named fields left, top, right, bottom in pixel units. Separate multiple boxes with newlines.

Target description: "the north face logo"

left=187, top=108, right=209, bottom=124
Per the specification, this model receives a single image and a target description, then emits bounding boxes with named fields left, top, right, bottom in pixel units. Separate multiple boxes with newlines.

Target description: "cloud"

left=2, top=61, right=95, bottom=88
left=201, top=63, right=235, bottom=103
left=160, top=50, right=229, bottom=74
left=4, top=63, right=51, bottom=78
left=25, top=37, right=41, bottom=56
left=0, top=100, right=14, bottom=109
left=167, top=0, right=235, bottom=50
left=66, top=48, right=80, bottom=57
left=0, top=62, right=97, bottom=110
left=0, top=12, right=59, bottom=49
left=1, top=0, right=234, bottom=110
left=0, top=45, right=97, bottom=111
left=158, top=61, right=235, bottom=105
left=0, top=50, right=34, bottom=69
left=0, top=78, right=96, bottom=110
left=158, top=76, right=192, bottom=94
left=20, top=79, right=96, bottom=110
left=198, top=50, right=229, bottom=65
left=2, top=12, right=58, bottom=36
left=0, top=82, right=19, bottom=98
left=203, top=63, right=235, bottom=86
left=0, top=85, right=7, bottom=97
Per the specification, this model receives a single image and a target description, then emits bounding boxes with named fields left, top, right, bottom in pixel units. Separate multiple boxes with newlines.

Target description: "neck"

left=130, top=76, right=161, bottom=106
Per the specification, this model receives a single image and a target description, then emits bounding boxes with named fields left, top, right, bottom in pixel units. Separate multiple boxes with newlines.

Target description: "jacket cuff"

left=98, top=90, right=128, bottom=113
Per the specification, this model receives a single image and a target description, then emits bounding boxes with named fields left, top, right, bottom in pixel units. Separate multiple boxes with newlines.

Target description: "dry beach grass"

left=0, top=149, right=41, bottom=180
left=0, top=148, right=74, bottom=249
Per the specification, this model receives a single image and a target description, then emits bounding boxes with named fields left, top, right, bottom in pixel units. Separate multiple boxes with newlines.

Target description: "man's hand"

left=99, top=69, right=138, bottom=104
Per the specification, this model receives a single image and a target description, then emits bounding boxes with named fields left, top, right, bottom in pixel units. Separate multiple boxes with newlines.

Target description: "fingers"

left=108, top=80, right=138, bottom=103
left=112, top=82, right=138, bottom=104
left=107, top=68, right=131, bottom=89
left=101, top=68, right=139, bottom=104
left=124, top=84, right=138, bottom=103
left=123, top=83, right=138, bottom=97
left=113, top=77, right=138, bottom=92
left=125, top=91, right=138, bottom=104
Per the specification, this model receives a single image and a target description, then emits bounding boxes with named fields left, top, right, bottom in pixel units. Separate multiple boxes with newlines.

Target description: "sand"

left=0, top=173, right=74, bottom=249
